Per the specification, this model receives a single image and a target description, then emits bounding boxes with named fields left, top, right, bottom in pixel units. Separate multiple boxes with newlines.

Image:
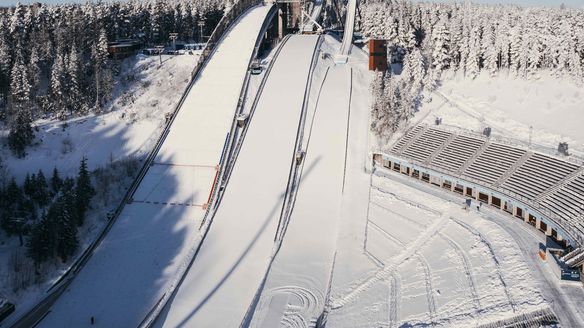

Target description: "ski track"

left=331, top=194, right=449, bottom=308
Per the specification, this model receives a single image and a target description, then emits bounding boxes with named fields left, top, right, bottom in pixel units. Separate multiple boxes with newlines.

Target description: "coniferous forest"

left=0, top=0, right=224, bottom=156
left=361, top=0, right=584, bottom=140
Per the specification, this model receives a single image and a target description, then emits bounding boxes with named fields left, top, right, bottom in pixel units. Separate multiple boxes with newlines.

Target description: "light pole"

left=198, top=20, right=206, bottom=43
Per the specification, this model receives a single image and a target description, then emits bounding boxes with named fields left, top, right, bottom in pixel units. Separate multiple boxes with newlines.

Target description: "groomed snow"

left=154, top=35, right=320, bottom=328
left=250, top=50, right=353, bottom=326
left=35, top=5, right=273, bottom=327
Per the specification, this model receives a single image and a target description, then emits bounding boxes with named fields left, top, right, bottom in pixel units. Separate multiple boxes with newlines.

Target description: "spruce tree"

left=52, top=195, right=79, bottom=262
left=7, top=110, right=35, bottom=158
left=51, top=167, right=63, bottom=194
left=27, top=217, right=55, bottom=266
left=75, top=157, right=94, bottom=226
left=35, top=169, right=50, bottom=207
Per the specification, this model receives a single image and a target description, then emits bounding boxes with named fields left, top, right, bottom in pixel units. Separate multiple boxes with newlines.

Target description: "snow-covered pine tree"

left=509, top=22, right=522, bottom=76
left=67, top=48, right=83, bottom=114
left=482, top=20, right=498, bottom=77
left=465, top=23, right=482, bottom=79
left=430, top=17, right=451, bottom=88
left=10, top=44, right=31, bottom=106
left=28, top=47, right=41, bottom=101
left=92, top=28, right=109, bottom=112
left=50, top=49, right=66, bottom=117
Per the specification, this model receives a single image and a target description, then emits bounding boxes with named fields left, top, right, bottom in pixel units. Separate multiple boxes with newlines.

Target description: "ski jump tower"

left=274, top=0, right=358, bottom=62
left=274, top=0, right=324, bottom=38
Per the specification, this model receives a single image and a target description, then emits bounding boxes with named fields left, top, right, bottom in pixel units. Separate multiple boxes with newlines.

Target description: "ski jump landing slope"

left=251, top=65, right=353, bottom=327
left=36, top=5, right=273, bottom=328
left=154, top=35, right=320, bottom=328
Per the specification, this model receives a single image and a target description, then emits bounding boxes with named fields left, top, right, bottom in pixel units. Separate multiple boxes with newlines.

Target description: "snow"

left=328, top=172, right=554, bottom=327
left=154, top=35, right=320, bottom=328
left=415, top=70, right=584, bottom=159
left=250, top=41, right=353, bottom=327
left=31, top=5, right=273, bottom=328
left=0, top=53, right=198, bottom=327
left=0, top=54, right=198, bottom=182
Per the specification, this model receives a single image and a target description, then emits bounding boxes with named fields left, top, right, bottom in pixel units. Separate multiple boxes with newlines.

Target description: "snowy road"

left=35, top=5, right=273, bottom=328
left=153, top=35, right=320, bottom=328
left=250, top=64, right=353, bottom=327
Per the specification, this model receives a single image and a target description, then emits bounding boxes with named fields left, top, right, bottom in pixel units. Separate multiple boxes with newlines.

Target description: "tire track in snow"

left=415, top=252, right=437, bottom=322
left=450, top=217, right=516, bottom=313
left=389, top=272, right=401, bottom=328
left=437, top=232, right=482, bottom=312
left=367, top=221, right=437, bottom=323
left=331, top=212, right=448, bottom=309
left=263, top=286, right=321, bottom=328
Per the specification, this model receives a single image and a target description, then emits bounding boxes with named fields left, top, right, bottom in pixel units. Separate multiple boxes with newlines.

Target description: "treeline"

left=0, top=0, right=224, bottom=156
left=361, top=0, right=584, bottom=139
left=0, top=158, right=94, bottom=267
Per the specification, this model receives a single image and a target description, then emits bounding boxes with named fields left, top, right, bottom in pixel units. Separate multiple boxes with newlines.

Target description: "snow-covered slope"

left=415, top=70, right=584, bottom=159
left=33, top=5, right=274, bottom=328
left=0, top=54, right=198, bottom=182
left=250, top=44, right=353, bottom=327
left=154, top=34, right=320, bottom=328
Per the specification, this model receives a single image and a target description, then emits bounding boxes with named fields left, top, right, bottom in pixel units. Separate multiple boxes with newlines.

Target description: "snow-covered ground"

left=0, top=54, right=199, bottom=182
left=154, top=34, right=320, bottom=328
left=414, top=70, right=584, bottom=160
left=32, top=4, right=274, bottom=327
left=328, top=172, right=554, bottom=327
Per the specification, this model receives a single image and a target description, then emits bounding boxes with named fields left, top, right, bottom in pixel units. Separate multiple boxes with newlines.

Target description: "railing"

left=377, top=152, right=584, bottom=247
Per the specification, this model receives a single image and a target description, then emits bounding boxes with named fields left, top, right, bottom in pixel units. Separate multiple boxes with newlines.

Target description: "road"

left=34, top=5, right=274, bottom=328
left=153, top=35, right=320, bottom=328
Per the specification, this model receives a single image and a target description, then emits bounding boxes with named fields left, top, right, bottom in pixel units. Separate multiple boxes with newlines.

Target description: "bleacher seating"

left=431, top=135, right=485, bottom=173
left=502, top=153, right=579, bottom=199
left=401, top=128, right=452, bottom=163
left=391, top=125, right=425, bottom=154
left=389, top=124, right=584, bottom=240
left=463, top=143, right=526, bottom=185
left=541, top=175, right=584, bottom=234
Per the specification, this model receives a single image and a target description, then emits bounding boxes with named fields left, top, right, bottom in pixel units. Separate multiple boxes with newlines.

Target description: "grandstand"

left=375, top=123, right=584, bottom=272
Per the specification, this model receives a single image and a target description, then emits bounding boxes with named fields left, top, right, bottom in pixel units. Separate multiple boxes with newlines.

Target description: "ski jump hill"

left=8, top=0, right=360, bottom=327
